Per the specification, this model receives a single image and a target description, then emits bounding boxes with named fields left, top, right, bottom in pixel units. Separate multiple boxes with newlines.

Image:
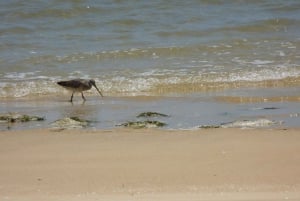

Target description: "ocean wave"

left=219, top=18, right=300, bottom=33
left=9, top=35, right=296, bottom=69
left=1, top=67, right=299, bottom=98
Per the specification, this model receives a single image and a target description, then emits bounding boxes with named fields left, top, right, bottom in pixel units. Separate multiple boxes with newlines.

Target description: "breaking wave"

left=1, top=66, right=299, bottom=98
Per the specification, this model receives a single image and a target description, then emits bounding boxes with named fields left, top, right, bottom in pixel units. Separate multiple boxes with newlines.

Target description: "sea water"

left=0, top=1, right=299, bottom=130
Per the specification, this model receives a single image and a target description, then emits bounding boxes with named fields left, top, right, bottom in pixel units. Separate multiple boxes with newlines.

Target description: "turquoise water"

left=0, top=1, right=299, bottom=129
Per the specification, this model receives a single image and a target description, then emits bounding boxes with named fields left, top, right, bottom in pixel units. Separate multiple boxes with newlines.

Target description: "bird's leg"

left=70, top=92, right=74, bottom=102
left=81, top=92, right=86, bottom=101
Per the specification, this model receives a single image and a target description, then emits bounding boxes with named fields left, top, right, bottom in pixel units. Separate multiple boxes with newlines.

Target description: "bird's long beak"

left=92, top=83, right=104, bottom=97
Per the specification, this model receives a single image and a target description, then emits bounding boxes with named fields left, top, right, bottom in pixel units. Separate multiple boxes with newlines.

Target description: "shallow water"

left=1, top=1, right=299, bottom=130
left=0, top=95, right=299, bottom=131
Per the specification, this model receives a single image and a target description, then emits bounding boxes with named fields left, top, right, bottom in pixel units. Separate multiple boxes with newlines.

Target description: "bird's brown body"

left=57, top=79, right=103, bottom=102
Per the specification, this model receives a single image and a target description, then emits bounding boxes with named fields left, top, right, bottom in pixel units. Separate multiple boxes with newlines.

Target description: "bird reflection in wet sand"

left=57, top=79, right=103, bottom=102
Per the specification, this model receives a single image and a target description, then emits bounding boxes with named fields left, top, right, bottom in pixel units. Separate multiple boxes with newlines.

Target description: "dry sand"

left=0, top=128, right=300, bottom=200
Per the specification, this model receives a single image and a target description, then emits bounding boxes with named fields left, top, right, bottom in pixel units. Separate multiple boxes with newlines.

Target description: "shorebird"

left=57, top=79, right=103, bottom=102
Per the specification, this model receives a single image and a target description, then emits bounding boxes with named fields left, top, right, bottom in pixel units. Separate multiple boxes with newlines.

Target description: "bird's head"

left=89, top=79, right=103, bottom=97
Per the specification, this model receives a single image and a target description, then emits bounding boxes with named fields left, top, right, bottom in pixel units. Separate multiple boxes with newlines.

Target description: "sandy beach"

left=1, top=1, right=300, bottom=200
left=0, top=128, right=300, bottom=201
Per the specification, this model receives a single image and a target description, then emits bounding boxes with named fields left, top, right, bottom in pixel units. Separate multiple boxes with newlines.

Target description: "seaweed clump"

left=117, top=111, right=169, bottom=129
left=199, top=125, right=221, bottom=129
left=50, top=116, right=91, bottom=131
left=118, top=120, right=166, bottom=129
left=0, top=113, right=45, bottom=123
left=137, top=112, right=169, bottom=118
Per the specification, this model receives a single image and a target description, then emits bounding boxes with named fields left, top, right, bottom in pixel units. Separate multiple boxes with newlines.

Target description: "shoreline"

left=1, top=128, right=300, bottom=200
left=1, top=93, right=300, bottom=131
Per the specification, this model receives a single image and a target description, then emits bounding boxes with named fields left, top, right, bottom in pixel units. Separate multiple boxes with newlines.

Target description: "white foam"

left=249, top=60, right=273, bottom=65
left=4, top=72, right=38, bottom=79
left=221, top=119, right=276, bottom=128
left=277, top=50, right=285, bottom=57
left=0, top=79, right=60, bottom=98
left=214, top=67, right=300, bottom=82
left=1, top=64, right=300, bottom=98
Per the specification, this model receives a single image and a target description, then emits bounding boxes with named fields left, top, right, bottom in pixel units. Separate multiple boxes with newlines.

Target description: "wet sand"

left=0, top=128, right=300, bottom=200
